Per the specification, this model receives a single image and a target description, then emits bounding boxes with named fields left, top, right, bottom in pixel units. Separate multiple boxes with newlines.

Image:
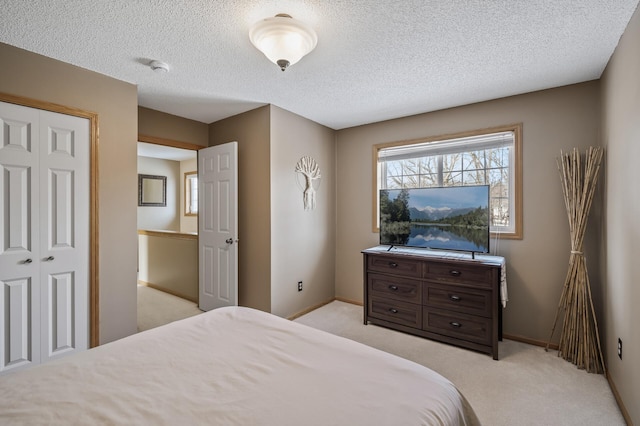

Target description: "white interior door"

left=0, top=101, right=89, bottom=375
left=198, top=142, right=238, bottom=311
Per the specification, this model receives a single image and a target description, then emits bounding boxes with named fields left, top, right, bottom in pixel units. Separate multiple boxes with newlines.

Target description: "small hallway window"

left=185, top=171, right=198, bottom=215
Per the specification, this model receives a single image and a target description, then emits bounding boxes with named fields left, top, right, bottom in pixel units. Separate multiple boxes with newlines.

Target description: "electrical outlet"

left=298, top=281, right=303, bottom=292
left=618, top=338, right=622, bottom=360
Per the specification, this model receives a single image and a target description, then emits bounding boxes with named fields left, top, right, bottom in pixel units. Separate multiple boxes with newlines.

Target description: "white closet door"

left=0, top=102, right=42, bottom=372
left=39, top=110, right=89, bottom=364
left=0, top=102, right=89, bottom=374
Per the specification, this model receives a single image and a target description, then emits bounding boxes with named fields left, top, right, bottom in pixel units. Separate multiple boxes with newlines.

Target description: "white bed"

left=0, top=306, right=480, bottom=425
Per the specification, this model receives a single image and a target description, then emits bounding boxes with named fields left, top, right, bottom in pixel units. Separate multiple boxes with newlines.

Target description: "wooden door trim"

left=138, top=134, right=205, bottom=151
left=0, top=92, right=100, bottom=348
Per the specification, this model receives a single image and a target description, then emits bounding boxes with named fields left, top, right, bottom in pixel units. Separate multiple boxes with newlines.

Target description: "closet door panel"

left=49, top=169, right=74, bottom=248
left=0, top=102, right=40, bottom=374
left=39, top=110, right=89, bottom=363
left=3, top=165, right=32, bottom=252
left=0, top=102, right=39, bottom=257
left=0, top=278, right=41, bottom=372
left=45, top=272, right=76, bottom=357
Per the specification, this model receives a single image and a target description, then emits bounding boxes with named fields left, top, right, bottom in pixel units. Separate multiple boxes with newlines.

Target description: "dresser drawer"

left=425, top=262, right=494, bottom=288
left=423, top=283, right=491, bottom=317
left=422, top=308, right=491, bottom=345
left=368, top=273, right=422, bottom=303
left=367, top=255, right=422, bottom=278
left=369, top=297, right=421, bottom=329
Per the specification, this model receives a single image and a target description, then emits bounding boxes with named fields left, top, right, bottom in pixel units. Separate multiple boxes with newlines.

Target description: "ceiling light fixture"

left=149, top=60, right=170, bottom=73
left=249, top=13, right=317, bottom=72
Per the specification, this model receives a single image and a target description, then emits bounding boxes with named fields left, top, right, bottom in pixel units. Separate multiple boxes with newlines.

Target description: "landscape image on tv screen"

left=380, top=185, right=490, bottom=253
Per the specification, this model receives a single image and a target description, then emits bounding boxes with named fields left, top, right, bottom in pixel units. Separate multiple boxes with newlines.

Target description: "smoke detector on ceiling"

left=149, top=60, right=170, bottom=73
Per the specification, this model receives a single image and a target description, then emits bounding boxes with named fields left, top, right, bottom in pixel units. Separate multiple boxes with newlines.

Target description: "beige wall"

left=137, top=108, right=204, bottom=234
left=209, top=106, right=272, bottom=312
left=0, top=42, right=138, bottom=344
left=137, top=156, right=180, bottom=231
left=138, top=107, right=209, bottom=232
left=139, top=106, right=208, bottom=146
left=208, top=105, right=337, bottom=318
left=601, top=4, right=640, bottom=423
left=138, top=232, right=198, bottom=301
left=335, top=82, right=602, bottom=344
left=270, top=106, right=336, bottom=318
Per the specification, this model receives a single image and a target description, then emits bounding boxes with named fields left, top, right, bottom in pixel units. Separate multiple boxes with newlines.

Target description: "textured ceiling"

left=1, top=1, right=638, bottom=130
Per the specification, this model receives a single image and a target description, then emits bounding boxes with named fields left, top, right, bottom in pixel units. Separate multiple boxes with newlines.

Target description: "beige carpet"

left=137, top=285, right=202, bottom=332
left=294, top=301, right=625, bottom=426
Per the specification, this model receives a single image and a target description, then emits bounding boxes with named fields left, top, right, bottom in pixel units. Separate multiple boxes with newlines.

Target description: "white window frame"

left=184, top=171, right=198, bottom=216
left=372, top=124, right=522, bottom=239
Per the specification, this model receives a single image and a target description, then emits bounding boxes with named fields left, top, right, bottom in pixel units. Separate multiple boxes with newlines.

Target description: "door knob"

left=225, top=238, right=234, bottom=244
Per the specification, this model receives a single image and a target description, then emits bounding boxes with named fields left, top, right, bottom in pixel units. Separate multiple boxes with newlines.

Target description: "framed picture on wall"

left=138, top=174, right=167, bottom=207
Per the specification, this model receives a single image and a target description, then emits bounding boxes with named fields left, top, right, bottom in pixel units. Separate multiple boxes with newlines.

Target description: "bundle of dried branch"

left=546, top=146, right=605, bottom=374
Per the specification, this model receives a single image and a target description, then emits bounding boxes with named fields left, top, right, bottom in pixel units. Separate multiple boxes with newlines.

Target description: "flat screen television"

left=379, top=185, right=490, bottom=254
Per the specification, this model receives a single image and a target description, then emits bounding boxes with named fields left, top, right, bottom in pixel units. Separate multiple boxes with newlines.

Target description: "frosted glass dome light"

left=249, top=14, right=318, bottom=71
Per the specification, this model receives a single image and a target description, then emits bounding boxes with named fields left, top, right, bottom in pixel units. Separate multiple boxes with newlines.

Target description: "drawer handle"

left=449, top=270, right=461, bottom=277
left=389, top=308, right=399, bottom=314
left=388, top=285, right=399, bottom=291
left=389, top=262, right=398, bottom=268
left=449, top=295, right=461, bottom=301
left=449, top=322, right=462, bottom=328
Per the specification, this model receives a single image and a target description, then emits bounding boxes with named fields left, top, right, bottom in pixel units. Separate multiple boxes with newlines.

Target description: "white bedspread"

left=0, top=306, right=480, bottom=425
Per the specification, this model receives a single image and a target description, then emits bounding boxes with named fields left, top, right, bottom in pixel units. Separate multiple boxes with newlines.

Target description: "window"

left=373, top=124, right=522, bottom=238
left=184, top=171, right=198, bottom=215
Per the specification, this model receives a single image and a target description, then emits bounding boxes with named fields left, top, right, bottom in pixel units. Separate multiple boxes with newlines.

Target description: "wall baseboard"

left=503, top=333, right=559, bottom=350
left=287, top=298, right=335, bottom=321
left=606, top=371, right=633, bottom=426
left=137, top=280, right=197, bottom=304
left=334, top=297, right=363, bottom=306
left=288, top=297, right=364, bottom=321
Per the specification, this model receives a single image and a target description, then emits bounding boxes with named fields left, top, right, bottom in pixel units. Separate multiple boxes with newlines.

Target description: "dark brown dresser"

left=363, top=246, right=504, bottom=359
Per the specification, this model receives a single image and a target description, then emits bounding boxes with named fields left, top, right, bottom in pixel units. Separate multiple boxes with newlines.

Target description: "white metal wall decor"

left=295, top=156, right=321, bottom=210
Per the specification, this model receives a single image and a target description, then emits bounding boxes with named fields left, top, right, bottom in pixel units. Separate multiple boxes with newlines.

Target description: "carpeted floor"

left=294, top=300, right=625, bottom=426
left=137, top=285, right=202, bottom=332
